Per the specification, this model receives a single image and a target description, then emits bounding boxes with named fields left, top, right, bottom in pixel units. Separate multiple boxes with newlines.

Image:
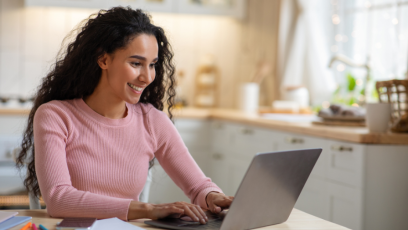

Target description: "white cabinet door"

left=174, top=118, right=210, bottom=174
left=275, top=132, right=328, bottom=179
left=25, top=0, right=105, bottom=8
left=294, top=177, right=330, bottom=220
left=207, top=120, right=232, bottom=194
left=225, top=157, right=250, bottom=196
left=176, top=0, right=245, bottom=18
left=229, top=123, right=277, bottom=161
left=327, top=140, right=365, bottom=189
left=148, top=162, right=190, bottom=204
left=149, top=119, right=210, bottom=204
left=187, top=147, right=209, bottom=175
left=174, top=118, right=210, bottom=149
left=327, top=182, right=364, bottom=230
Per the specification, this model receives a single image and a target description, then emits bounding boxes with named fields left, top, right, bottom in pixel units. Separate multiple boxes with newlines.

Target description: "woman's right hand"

left=128, top=201, right=208, bottom=224
left=146, top=201, right=208, bottom=224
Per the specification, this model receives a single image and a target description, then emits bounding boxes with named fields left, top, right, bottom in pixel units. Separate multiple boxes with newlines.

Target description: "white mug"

left=365, top=103, right=392, bottom=133
left=238, top=83, right=259, bottom=113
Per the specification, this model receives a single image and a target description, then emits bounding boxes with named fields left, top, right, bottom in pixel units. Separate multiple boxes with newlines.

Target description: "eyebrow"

left=129, top=55, right=158, bottom=62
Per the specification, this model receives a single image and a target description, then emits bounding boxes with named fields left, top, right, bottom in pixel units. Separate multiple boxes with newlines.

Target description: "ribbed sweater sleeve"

left=34, top=103, right=132, bottom=220
left=148, top=109, right=223, bottom=208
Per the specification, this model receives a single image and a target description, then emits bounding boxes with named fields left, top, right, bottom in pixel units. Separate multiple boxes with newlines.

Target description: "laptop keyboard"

left=178, top=219, right=222, bottom=229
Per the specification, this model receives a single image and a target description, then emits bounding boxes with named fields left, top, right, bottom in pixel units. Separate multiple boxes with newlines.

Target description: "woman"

left=16, top=7, right=232, bottom=224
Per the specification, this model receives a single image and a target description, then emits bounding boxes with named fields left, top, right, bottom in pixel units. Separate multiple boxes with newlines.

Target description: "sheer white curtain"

left=278, top=0, right=336, bottom=106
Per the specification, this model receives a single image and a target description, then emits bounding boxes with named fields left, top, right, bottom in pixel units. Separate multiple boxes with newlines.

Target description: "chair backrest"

left=29, top=191, right=41, bottom=209
left=29, top=169, right=153, bottom=209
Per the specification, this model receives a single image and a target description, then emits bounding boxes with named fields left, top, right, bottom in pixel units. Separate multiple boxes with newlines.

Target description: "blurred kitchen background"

left=0, top=0, right=408, bottom=230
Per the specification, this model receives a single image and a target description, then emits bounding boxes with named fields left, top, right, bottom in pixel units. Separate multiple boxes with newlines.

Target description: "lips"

left=127, top=83, right=143, bottom=93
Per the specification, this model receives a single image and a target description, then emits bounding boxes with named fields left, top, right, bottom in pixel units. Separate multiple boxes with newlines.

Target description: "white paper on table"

left=92, top=218, right=145, bottom=230
left=0, top=211, right=18, bottom=223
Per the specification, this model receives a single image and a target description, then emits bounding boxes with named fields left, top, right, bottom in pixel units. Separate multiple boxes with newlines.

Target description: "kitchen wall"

left=0, top=0, right=280, bottom=108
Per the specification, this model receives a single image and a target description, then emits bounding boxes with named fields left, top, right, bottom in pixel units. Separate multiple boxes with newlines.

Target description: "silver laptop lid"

left=220, top=148, right=322, bottom=230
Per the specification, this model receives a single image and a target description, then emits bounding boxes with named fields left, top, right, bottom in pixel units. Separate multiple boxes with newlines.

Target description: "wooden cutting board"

left=312, top=120, right=366, bottom=127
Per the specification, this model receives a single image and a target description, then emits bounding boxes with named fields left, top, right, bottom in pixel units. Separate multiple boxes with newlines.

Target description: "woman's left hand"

left=206, top=192, right=234, bottom=214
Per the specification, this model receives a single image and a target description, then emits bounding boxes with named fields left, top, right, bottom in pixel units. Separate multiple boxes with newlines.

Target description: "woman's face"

left=99, top=33, right=159, bottom=104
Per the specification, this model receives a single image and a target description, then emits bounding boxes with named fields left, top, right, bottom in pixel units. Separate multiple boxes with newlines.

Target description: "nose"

left=138, top=65, right=154, bottom=84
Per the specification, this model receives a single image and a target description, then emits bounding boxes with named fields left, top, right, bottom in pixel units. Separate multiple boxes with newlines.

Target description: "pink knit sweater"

left=34, top=99, right=222, bottom=220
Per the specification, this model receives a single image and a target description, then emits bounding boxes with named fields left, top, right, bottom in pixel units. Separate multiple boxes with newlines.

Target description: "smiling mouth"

left=127, top=83, right=143, bottom=92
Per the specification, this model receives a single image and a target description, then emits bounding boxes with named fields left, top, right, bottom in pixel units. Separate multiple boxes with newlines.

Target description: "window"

left=330, top=0, right=408, bottom=82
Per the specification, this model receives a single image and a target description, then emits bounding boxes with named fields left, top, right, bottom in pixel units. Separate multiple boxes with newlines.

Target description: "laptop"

left=145, top=148, right=322, bottom=230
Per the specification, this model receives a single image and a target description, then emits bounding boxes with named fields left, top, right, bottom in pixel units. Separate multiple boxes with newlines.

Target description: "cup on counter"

left=365, top=103, right=392, bottom=133
left=238, top=83, right=259, bottom=114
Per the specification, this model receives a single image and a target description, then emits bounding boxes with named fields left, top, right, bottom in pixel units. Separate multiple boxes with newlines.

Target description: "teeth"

left=128, top=83, right=143, bottom=91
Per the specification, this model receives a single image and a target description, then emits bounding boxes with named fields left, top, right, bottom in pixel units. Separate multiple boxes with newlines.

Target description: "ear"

left=97, top=53, right=109, bottom=70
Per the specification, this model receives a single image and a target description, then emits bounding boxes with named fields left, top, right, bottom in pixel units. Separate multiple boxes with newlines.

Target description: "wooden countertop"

left=0, top=108, right=31, bottom=115
left=2, top=107, right=408, bottom=145
left=172, top=107, right=408, bottom=145
left=5, top=209, right=349, bottom=230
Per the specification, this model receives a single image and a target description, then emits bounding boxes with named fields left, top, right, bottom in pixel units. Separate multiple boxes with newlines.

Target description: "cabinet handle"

left=212, top=153, right=224, bottom=160
left=331, top=145, right=353, bottom=152
left=240, top=128, right=254, bottom=135
left=285, top=137, right=304, bottom=144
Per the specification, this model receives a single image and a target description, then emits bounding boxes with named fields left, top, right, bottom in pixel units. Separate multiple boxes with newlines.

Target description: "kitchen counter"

left=172, top=107, right=408, bottom=145
left=2, top=107, right=408, bottom=145
left=5, top=209, right=350, bottom=230
left=0, top=108, right=31, bottom=115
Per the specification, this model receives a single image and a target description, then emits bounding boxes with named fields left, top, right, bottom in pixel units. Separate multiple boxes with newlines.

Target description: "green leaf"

left=347, top=73, right=356, bottom=92
left=360, top=88, right=365, bottom=96
left=348, top=97, right=357, bottom=105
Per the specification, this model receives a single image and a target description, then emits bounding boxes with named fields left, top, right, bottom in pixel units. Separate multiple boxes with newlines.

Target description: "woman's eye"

left=149, top=63, right=156, bottom=68
left=131, top=62, right=141, bottom=67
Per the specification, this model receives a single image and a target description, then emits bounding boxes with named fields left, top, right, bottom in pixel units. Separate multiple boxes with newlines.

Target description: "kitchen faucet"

left=328, top=54, right=371, bottom=103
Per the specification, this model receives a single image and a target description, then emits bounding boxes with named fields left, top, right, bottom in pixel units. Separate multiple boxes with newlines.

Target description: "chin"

left=125, top=96, right=141, bottom=104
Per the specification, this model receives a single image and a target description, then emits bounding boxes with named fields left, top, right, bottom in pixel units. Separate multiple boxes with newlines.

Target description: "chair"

left=29, top=169, right=153, bottom=209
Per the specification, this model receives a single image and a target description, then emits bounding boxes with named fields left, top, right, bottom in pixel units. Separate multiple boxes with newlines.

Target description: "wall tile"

left=0, top=2, right=280, bottom=108
left=22, top=7, right=45, bottom=59
left=22, top=59, right=45, bottom=97
left=0, top=0, right=23, bottom=52
left=0, top=51, right=20, bottom=95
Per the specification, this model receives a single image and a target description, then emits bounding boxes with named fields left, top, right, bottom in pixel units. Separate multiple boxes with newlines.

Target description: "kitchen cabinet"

left=0, top=115, right=27, bottom=195
left=206, top=120, right=231, bottom=193
left=2, top=109, right=406, bottom=230
left=148, top=118, right=210, bottom=204
left=150, top=118, right=408, bottom=230
left=24, top=0, right=246, bottom=18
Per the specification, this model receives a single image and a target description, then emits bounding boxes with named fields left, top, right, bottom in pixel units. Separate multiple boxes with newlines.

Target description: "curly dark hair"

left=15, top=6, right=176, bottom=198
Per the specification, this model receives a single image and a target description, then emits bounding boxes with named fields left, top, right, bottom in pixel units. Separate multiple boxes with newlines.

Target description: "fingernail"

left=202, top=219, right=205, bottom=223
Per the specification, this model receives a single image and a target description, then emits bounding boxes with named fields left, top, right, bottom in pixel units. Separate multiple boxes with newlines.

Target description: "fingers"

left=184, top=204, right=207, bottom=224
left=219, top=196, right=233, bottom=207
left=208, top=194, right=234, bottom=213
left=207, top=199, right=221, bottom=213
left=151, top=202, right=208, bottom=224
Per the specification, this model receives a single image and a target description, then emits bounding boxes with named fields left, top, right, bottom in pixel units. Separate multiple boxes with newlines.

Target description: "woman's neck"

left=84, top=79, right=127, bottom=119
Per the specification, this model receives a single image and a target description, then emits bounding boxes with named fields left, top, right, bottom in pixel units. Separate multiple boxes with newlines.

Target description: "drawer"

left=275, top=132, right=328, bottom=179
left=229, top=123, right=276, bottom=160
left=327, top=141, right=365, bottom=188
left=174, top=119, right=210, bottom=148
left=210, top=120, right=232, bottom=152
